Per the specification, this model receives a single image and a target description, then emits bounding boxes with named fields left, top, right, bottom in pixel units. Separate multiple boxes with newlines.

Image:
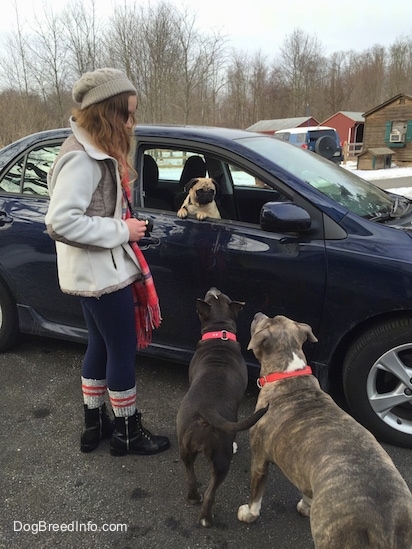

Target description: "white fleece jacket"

left=45, top=118, right=141, bottom=297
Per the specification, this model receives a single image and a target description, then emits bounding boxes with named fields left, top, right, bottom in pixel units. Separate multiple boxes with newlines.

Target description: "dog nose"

left=206, top=287, right=221, bottom=299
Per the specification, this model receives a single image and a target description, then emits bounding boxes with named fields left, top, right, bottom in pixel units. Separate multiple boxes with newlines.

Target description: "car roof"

left=274, top=126, right=336, bottom=134
left=0, top=125, right=265, bottom=164
left=135, top=124, right=260, bottom=141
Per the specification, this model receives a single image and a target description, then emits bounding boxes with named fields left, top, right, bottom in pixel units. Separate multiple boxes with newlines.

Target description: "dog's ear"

left=229, top=300, right=245, bottom=317
left=211, top=179, right=220, bottom=193
left=298, top=322, right=318, bottom=344
left=196, top=298, right=211, bottom=319
left=184, top=178, right=199, bottom=192
left=247, top=328, right=271, bottom=351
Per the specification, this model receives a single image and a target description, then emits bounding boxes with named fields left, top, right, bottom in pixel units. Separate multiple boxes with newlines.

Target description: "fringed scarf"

left=121, top=172, right=161, bottom=350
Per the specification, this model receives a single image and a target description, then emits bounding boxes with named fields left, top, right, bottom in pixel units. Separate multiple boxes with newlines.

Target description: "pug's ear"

left=211, top=179, right=220, bottom=192
left=184, top=178, right=199, bottom=192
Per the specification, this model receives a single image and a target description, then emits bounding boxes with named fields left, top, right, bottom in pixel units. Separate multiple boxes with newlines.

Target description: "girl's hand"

left=125, top=218, right=148, bottom=242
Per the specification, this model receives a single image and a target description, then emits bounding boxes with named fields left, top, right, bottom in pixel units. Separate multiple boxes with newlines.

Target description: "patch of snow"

left=342, top=161, right=412, bottom=199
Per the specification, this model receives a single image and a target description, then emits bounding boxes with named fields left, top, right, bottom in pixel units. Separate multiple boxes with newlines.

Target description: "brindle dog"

left=238, top=313, right=412, bottom=549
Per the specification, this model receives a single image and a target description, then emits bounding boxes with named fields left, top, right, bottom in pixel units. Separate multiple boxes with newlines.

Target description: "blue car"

left=1, top=125, right=412, bottom=447
left=274, top=126, right=343, bottom=164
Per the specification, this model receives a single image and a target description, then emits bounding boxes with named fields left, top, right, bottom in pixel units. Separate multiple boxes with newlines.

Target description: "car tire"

left=0, top=278, right=19, bottom=351
left=314, top=135, right=336, bottom=159
left=342, top=318, right=412, bottom=448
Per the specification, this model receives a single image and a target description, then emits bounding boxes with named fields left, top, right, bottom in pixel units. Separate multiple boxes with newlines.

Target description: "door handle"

left=138, top=236, right=160, bottom=250
left=0, top=211, right=13, bottom=227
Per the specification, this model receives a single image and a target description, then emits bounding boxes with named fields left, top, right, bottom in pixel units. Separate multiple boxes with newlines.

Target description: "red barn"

left=321, top=111, right=364, bottom=151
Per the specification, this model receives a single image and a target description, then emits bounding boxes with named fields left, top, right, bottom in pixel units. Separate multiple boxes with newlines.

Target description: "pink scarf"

left=122, top=175, right=161, bottom=350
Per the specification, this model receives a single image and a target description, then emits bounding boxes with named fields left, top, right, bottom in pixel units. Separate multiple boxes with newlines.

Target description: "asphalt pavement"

left=1, top=334, right=411, bottom=549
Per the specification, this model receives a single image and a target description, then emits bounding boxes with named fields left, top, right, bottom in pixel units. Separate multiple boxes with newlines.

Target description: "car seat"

left=142, top=154, right=171, bottom=210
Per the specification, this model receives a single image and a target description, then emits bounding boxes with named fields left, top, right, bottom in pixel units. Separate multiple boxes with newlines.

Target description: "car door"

left=134, top=145, right=327, bottom=369
left=0, top=138, right=86, bottom=335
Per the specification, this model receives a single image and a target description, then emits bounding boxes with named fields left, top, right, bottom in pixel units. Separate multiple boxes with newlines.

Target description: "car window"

left=139, top=146, right=286, bottom=224
left=144, top=148, right=207, bottom=184
left=0, top=144, right=60, bottom=196
left=140, top=148, right=209, bottom=211
left=308, top=130, right=336, bottom=142
left=238, top=135, right=393, bottom=218
left=274, top=132, right=289, bottom=141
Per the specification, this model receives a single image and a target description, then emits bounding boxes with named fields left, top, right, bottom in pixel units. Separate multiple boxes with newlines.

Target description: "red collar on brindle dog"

left=257, top=365, right=312, bottom=388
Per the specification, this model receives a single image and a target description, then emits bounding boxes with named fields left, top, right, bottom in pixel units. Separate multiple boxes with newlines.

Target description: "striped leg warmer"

left=108, top=386, right=137, bottom=417
left=81, top=377, right=107, bottom=409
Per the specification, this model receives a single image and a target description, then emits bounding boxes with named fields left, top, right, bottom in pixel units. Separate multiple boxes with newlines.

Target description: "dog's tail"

left=200, top=405, right=268, bottom=433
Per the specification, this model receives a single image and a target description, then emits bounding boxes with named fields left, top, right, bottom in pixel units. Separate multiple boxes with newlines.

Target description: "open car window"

left=138, top=146, right=288, bottom=225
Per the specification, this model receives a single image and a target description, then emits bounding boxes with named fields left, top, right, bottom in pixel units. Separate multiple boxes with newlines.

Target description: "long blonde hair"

left=73, top=92, right=137, bottom=183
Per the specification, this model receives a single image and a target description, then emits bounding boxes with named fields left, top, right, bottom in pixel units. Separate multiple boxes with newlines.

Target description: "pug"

left=177, top=177, right=221, bottom=220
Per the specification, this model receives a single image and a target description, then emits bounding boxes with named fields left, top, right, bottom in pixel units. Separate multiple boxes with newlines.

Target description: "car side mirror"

left=260, top=202, right=311, bottom=233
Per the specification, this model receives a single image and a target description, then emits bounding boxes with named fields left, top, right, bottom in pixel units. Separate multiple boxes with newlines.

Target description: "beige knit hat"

left=72, top=68, right=136, bottom=109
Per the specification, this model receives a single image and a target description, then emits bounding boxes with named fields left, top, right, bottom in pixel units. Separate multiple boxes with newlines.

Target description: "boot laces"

left=137, top=413, right=154, bottom=440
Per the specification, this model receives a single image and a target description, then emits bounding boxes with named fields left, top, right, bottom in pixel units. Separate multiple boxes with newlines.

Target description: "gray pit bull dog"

left=238, top=313, right=412, bottom=549
left=176, top=288, right=268, bottom=528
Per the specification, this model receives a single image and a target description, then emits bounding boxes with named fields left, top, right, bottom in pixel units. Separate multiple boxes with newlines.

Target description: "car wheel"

left=0, top=278, right=19, bottom=351
left=314, top=136, right=336, bottom=159
left=342, top=318, right=412, bottom=448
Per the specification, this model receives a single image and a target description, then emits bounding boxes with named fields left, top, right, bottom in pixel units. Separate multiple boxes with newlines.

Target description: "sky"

left=1, top=0, right=411, bottom=57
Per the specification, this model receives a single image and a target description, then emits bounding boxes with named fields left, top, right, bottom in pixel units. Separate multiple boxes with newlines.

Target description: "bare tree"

left=173, top=9, right=226, bottom=124
left=245, top=51, right=271, bottom=126
left=276, top=28, right=324, bottom=117
left=385, top=36, right=412, bottom=97
left=0, top=1, right=31, bottom=94
left=0, top=90, right=55, bottom=145
left=2, top=1, right=412, bottom=144
left=7, top=2, right=78, bottom=125
left=61, top=0, right=105, bottom=77
left=321, top=51, right=349, bottom=115
left=221, top=50, right=251, bottom=128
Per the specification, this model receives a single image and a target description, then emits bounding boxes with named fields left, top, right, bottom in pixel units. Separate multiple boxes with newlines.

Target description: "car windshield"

left=238, top=135, right=395, bottom=220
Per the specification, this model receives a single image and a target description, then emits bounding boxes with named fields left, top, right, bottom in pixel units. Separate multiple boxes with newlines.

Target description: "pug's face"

left=185, top=178, right=219, bottom=205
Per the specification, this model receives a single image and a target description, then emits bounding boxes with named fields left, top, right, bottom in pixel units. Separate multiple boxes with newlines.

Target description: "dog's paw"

left=177, top=208, right=188, bottom=218
left=297, top=496, right=311, bottom=517
left=237, top=504, right=259, bottom=523
left=196, top=212, right=208, bottom=221
left=232, top=442, right=238, bottom=454
left=199, top=515, right=213, bottom=528
left=187, top=493, right=203, bottom=505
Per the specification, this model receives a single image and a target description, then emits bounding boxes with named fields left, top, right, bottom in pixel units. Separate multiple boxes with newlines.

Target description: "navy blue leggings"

left=80, top=285, right=137, bottom=391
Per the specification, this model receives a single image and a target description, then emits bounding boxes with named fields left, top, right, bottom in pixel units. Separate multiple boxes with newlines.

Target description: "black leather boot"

left=110, top=411, right=170, bottom=456
left=81, top=403, right=114, bottom=453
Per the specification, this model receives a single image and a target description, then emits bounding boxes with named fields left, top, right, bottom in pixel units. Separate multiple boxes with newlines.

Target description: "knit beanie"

left=72, top=68, right=136, bottom=109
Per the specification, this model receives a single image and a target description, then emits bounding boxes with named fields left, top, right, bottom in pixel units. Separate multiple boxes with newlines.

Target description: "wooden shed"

left=356, top=147, right=394, bottom=170
left=360, top=93, right=412, bottom=168
left=246, top=116, right=320, bottom=135
left=321, top=111, right=364, bottom=150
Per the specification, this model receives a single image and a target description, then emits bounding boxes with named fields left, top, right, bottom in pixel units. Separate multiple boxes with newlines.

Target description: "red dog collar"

left=201, top=330, right=237, bottom=341
left=257, top=365, right=312, bottom=388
